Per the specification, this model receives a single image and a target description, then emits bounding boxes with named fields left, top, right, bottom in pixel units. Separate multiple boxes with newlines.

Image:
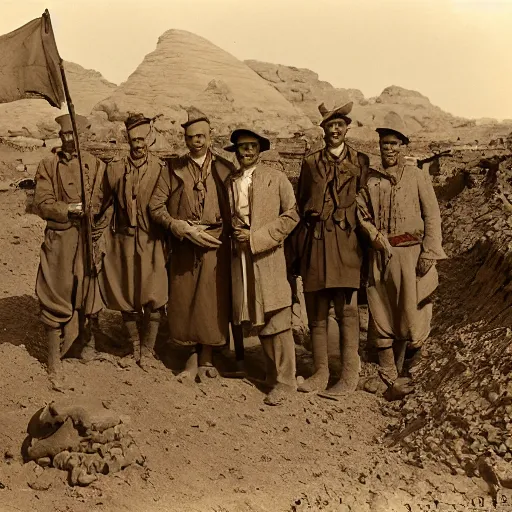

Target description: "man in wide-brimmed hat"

left=225, top=127, right=299, bottom=405
left=292, top=101, right=370, bottom=397
left=34, top=113, right=108, bottom=388
left=149, top=107, right=236, bottom=381
left=97, top=113, right=168, bottom=370
left=357, top=111, right=447, bottom=395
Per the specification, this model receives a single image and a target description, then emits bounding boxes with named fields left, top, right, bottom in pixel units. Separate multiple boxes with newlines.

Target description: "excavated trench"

left=388, top=151, right=512, bottom=492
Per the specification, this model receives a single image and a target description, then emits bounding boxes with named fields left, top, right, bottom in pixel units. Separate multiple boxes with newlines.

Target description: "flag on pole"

left=0, top=13, right=65, bottom=107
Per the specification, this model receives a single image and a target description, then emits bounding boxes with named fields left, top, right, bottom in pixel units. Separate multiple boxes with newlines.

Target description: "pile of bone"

left=25, top=401, right=144, bottom=486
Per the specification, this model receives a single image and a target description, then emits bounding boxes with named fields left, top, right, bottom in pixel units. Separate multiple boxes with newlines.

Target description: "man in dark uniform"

left=98, top=114, right=168, bottom=370
left=295, top=102, right=369, bottom=396
left=149, top=107, right=235, bottom=381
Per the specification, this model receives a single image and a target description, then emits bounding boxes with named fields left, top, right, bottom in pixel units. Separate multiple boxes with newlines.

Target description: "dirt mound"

left=0, top=162, right=487, bottom=510
left=93, top=30, right=313, bottom=140
left=0, top=61, right=116, bottom=140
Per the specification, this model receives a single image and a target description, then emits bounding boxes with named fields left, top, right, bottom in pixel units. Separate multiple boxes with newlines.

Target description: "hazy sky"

left=2, top=0, right=511, bottom=120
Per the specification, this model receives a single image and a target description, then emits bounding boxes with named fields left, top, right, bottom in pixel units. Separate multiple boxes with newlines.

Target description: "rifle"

left=416, top=149, right=452, bottom=169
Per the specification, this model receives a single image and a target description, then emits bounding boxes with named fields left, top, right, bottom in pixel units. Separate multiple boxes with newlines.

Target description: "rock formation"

left=245, top=60, right=365, bottom=124
left=93, top=30, right=313, bottom=139
left=246, top=61, right=504, bottom=142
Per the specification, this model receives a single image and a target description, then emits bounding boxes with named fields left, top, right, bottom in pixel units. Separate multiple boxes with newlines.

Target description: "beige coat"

left=357, top=159, right=447, bottom=346
left=229, top=164, right=300, bottom=319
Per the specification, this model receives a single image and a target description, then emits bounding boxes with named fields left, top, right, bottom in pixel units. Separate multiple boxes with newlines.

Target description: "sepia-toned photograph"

left=0, top=0, right=511, bottom=510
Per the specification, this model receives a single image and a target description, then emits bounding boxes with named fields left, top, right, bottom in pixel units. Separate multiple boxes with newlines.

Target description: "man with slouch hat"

left=34, top=113, right=107, bottom=388
left=149, top=107, right=235, bottom=381
left=357, top=112, right=447, bottom=395
left=98, top=113, right=168, bottom=370
left=293, top=101, right=369, bottom=397
left=226, top=127, right=299, bottom=405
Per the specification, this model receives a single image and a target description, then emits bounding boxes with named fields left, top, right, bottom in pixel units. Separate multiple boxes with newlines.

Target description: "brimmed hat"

left=181, top=106, right=210, bottom=129
left=55, top=114, right=90, bottom=133
left=319, top=102, right=353, bottom=127
left=125, top=113, right=152, bottom=132
left=224, top=128, right=271, bottom=153
left=376, top=111, right=410, bottom=145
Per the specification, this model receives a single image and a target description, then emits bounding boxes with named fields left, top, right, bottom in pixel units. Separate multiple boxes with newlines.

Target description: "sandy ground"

left=0, top=170, right=495, bottom=511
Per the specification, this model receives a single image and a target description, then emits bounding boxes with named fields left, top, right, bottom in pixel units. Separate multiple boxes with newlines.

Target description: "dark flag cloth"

left=0, top=12, right=64, bottom=107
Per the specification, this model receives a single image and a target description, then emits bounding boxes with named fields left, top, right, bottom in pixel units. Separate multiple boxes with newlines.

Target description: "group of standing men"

left=33, top=101, right=446, bottom=405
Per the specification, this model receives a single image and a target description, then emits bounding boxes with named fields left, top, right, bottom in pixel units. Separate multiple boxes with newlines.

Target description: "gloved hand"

left=68, top=202, right=84, bottom=218
left=170, top=219, right=221, bottom=249
left=233, top=227, right=250, bottom=245
left=372, top=232, right=393, bottom=259
left=416, top=257, right=435, bottom=277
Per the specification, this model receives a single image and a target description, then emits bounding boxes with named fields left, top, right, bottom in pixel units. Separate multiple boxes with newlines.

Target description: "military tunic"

left=98, top=153, right=168, bottom=312
left=34, top=150, right=107, bottom=335
left=295, top=144, right=369, bottom=292
left=149, top=150, right=233, bottom=346
left=357, top=158, right=447, bottom=347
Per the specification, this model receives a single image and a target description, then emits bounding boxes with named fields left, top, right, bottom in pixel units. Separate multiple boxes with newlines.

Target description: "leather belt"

left=388, top=233, right=421, bottom=247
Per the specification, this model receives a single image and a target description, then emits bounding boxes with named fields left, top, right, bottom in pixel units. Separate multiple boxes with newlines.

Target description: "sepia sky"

left=2, top=0, right=511, bottom=120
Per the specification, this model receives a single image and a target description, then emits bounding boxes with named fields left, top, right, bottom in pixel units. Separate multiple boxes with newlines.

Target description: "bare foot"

left=297, top=370, right=329, bottom=393
left=177, top=352, right=198, bottom=383
left=197, top=364, right=219, bottom=382
left=264, top=383, right=296, bottom=406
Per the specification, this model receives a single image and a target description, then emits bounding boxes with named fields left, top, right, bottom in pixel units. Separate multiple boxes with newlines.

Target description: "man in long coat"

left=226, top=128, right=299, bottom=405
left=34, top=114, right=107, bottom=387
left=149, top=107, right=234, bottom=381
left=356, top=112, right=447, bottom=394
left=294, top=102, right=369, bottom=396
left=98, top=113, right=167, bottom=369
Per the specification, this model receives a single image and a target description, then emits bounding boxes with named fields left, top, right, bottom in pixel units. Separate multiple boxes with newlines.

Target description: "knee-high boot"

left=46, top=326, right=62, bottom=377
left=298, top=320, right=329, bottom=392
left=327, top=305, right=361, bottom=394
left=122, top=312, right=140, bottom=363
left=140, top=310, right=160, bottom=369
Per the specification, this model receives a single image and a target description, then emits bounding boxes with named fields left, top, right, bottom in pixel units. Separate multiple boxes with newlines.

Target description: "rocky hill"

left=93, top=30, right=313, bottom=140
left=246, top=61, right=507, bottom=143
left=0, top=61, right=116, bottom=140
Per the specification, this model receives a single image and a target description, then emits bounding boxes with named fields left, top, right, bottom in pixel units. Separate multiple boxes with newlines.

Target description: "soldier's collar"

left=57, top=149, right=78, bottom=162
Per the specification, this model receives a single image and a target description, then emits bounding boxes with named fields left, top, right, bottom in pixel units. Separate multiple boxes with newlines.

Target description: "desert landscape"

left=1, top=24, right=512, bottom=512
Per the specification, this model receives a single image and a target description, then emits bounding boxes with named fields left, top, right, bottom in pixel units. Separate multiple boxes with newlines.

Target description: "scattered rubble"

left=387, top=152, right=512, bottom=494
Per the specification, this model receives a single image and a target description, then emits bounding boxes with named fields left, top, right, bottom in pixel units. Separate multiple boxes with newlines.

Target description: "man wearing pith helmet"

left=225, top=127, right=299, bottom=405
left=150, top=107, right=235, bottom=382
left=98, top=113, right=168, bottom=370
left=357, top=111, right=447, bottom=395
left=293, top=101, right=369, bottom=397
left=34, top=113, right=108, bottom=389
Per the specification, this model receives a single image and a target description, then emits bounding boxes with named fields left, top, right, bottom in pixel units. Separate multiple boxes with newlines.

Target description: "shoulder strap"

left=211, top=161, right=232, bottom=234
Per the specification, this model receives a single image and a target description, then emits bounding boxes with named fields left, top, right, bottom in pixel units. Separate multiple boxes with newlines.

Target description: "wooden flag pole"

left=43, top=9, right=93, bottom=278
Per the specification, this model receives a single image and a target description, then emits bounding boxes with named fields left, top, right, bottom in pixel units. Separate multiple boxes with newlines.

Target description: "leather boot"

left=298, top=320, right=329, bottom=392
left=394, top=339, right=408, bottom=376
left=323, top=305, right=361, bottom=395
left=122, top=312, right=141, bottom=363
left=46, top=326, right=64, bottom=389
left=140, top=310, right=160, bottom=369
left=47, top=326, right=62, bottom=376
left=80, top=315, right=98, bottom=362
left=364, top=346, right=398, bottom=394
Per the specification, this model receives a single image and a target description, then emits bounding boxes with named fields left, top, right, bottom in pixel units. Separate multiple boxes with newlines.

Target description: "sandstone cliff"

left=93, top=30, right=313, bottom=140
left=245, top=61, right=495, bottom=142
